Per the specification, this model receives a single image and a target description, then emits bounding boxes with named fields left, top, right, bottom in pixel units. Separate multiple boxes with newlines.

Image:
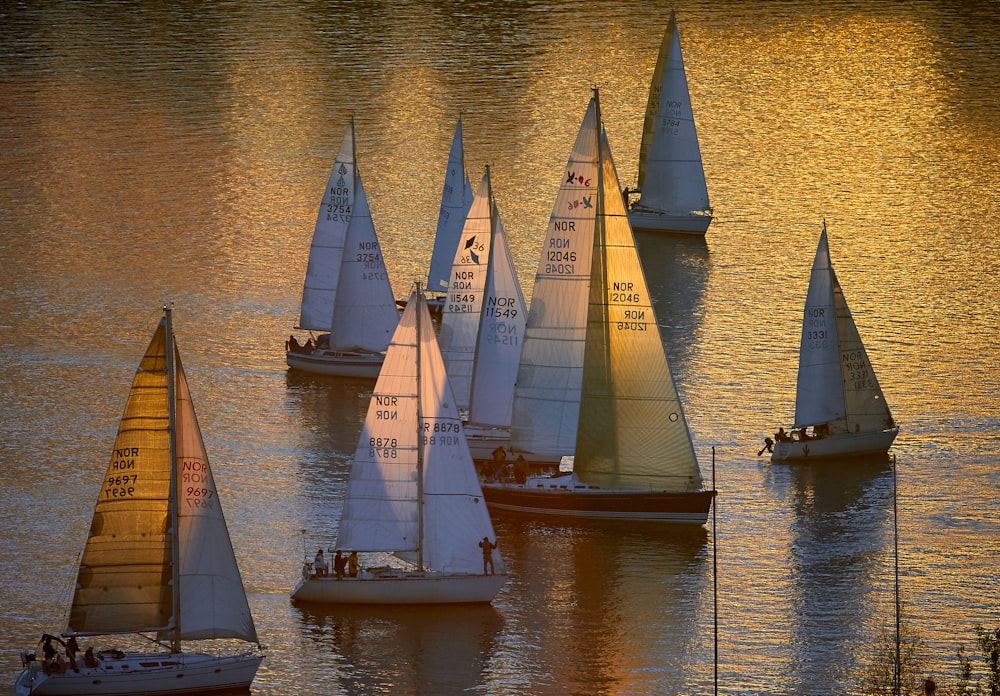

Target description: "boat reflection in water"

left=486, top=515, right=713, bottom=693
left=295, top=603, right=503, bottom=694
left=775, top=454, right=894, bottom=694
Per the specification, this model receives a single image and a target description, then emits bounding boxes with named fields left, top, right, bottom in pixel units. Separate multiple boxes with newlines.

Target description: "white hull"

left=285, top=349, right=383, bottom=378
left=15, top=651, right=261, bottom=696
left=464, top=425, right=511, bottom=461
left=771, top=428, right=899, bottom=463
left=290, top=571, right=506, bottom=605
left=627, top=207, right=712, bottom=235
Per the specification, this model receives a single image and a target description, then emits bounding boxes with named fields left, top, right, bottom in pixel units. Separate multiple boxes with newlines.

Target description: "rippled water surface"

left=1, top=1, right=998, bottom=694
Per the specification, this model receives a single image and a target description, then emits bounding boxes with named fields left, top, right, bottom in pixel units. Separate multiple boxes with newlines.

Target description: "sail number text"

left=842, top=351, right=876, bottom=390
left=611, top=282, right=649, bottom=331
left=104, top=448, right=139, bottom=499
left=545, top=233, right=578, bottom=274
left=804, top=308, right=830, bottom=349
left=181, top=460, right=216, bottom=509
left=422, top=420, right=462, bottom=447
left=326, top=185, right=352, bottom=223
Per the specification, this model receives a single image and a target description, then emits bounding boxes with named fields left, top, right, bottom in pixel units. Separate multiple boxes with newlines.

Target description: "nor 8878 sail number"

left=423, top=421, right=461, bottom=446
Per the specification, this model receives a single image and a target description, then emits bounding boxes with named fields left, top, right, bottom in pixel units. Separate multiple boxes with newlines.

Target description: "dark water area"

left=1, top=1, right=998, bottom=694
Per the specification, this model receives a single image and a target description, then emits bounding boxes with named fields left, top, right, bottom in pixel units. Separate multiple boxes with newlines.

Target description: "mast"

left=164, top=304, right=181, bottom=653
left=415, top=283, right=425, bottom=572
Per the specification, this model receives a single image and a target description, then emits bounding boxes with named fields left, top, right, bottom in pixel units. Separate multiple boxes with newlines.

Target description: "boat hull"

left=627, top=208, right=712, bottom=235
left=285, top=349, right=383, bottom=378
left=481, top=480, right=715, bottom=523
left=15, top=651, right=261, bottom=696
left=290, top=571, right=506, bottom=605
left=770, top=428, right=899, bottom=463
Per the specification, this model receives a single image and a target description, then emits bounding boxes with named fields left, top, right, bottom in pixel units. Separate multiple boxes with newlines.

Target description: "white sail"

left=575, top=127, right=702, bottom=490
left=794, top=227, right=845, bottom=427
left=467, top=184, right=527, bottom=430
left=439, top=174, right=493, bottom=411
left=427, top=118, right=474, bottom=293
left=510, top=100, right=600, bottom=460
left=633, top=12, right=711, bottom=222
left=337, top=290, right=501, bottom=576
left=794, top=225, right=893, bottom=434
left=328, top=159, right=399, bottom=353
left=298, top=127, right=353, bottom=331
left=173, top=356, right=258, bottom=643
left=440, top=169, right=527, bottom=428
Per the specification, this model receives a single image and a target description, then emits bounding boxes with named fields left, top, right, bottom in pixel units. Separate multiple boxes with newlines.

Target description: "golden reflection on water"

left=1, top=1, right=998, bottom=694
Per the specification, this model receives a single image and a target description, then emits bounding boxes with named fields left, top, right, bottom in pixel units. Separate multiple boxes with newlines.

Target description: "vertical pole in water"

left=712, top=446, right=718, bottom=696
left=893, top=453, right=900, bottom=696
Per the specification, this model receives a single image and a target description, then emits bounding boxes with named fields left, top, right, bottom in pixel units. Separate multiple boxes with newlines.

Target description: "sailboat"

left=16, top=307, right=262, bottom=696
left=626, top=11, right=713, bottom=235
left=437, top=166, right=527, bottom=460
left=290, top=288, right=507, bottom=604
left=769, top=223, right=899, bottom=462
left=480, top=90, right=716, bottom=524
left=286, top=117, right=400, bottom=378
left=425, top=117, right=475, bottom=312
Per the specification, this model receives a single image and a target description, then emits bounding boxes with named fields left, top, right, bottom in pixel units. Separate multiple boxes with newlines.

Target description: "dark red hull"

left=480, top=483, right=716, bottom=523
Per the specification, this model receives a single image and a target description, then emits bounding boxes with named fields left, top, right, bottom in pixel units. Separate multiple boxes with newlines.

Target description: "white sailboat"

left=770, top=223, right=899, bottom=462
left=286, top=118, right=400, bottom=378
left=626, top=11, right=713, bottom=235
left=291, top=288, right=507, bottom=604
left=16, top=307, right=262, bottom=696
left=438, top=167, right=527, bottom=459
left=482, top=90, right=715, bottom=523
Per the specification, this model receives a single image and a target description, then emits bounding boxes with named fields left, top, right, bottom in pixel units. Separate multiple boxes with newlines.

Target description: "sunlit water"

left=1, top=1, right=998, bottom=694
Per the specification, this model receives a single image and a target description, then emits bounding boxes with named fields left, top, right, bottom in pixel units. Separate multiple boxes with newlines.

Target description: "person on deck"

left=479, top=537, right=497, bottom=576
left=333, top=550, right=347, bottom=579
left=313, top=549, right=328, bottom=577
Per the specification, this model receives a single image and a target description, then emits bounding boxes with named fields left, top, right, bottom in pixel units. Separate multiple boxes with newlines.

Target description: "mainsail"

left=439, top=173, right=494, bottom=411
left=298, top=127, right=354, bottom=331
left=509, top=101, right=600, bottom=460
left=440, top=169, right=527, bottom=430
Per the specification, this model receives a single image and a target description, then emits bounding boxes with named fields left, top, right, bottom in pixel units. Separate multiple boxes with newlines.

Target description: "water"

left=1, top=1, right=998, bottom=694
